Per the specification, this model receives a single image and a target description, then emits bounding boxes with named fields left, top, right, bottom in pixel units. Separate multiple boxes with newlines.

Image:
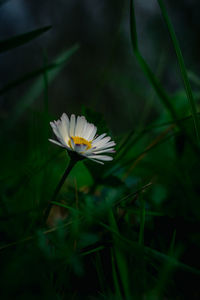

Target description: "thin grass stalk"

left=43, top=155, right=77, bottom=222
left=130, top=0, right=177, bottom=122
left=157, top=0, right=200, bottom=144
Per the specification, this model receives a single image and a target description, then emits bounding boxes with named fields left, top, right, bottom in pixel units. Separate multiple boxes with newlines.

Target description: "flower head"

left=49, top=113, right=116, bottom=164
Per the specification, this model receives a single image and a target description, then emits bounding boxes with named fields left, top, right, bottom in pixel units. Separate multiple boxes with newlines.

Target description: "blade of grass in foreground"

left=138, top=194, right=145, bottom=245
left=157, top=0, right=200, bottom=144
left=0, top=26, right=51, bottom=54
left=152, top=233, right=181, bottom=299
left=111, top=248, right=123, bottom=300
left=100, top=222, right=200, bottom=276
left=109, top=211, right=131, bottom=299
left=95, top=253, right=106, bottom=293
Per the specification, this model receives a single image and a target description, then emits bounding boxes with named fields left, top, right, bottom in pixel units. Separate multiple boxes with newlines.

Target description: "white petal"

left=59, top=114, right=70, bottom=144
left=84, top=146, right=115, bottom=155
left=88, top=125, right=97, bottom=140
left=92, top=133, right=107, bottom=144
left=90, top=148, right=115, bottom=155
left=69, top=114, right=76, bottom=137
left=88, top=158, right=104, bottom=165
left=83, top=123, right=95, bottom=140
left=95, top=141, right=116, bottom=151
left=87, top=155, right=113, bottom=161
left=48, top=139, right=66, bottom=148
left=77, top=116, right=87, bottom=137
left=92, top=136, right=111, bottom=147
left=69, top=137, right=75, bottom=150
left=61, top=113, right=70, bottom=134
left=79, top=117, right=88, bottom=138
left=75, top=116, right=82, bottom=137
left=81, top=154, right=104, bottom=165
left=50, top=122, right=66, bottom=145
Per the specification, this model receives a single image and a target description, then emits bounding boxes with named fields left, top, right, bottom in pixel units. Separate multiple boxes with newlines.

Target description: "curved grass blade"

left=2, top=44, right=79, bottom=133
left=130, top=0, right=177, bottom=122
left=144, top=246, right=200, bottom=276
left=100, top=222, right=200, bottom=276
left=0, top=62, right=60, bottom=96
left=111, top=248, right=123, bottom=300
left=109, top=211, right=131, bottom=299
left=157, top=0, right=200, bottom=144
left=0, top=221, right=71, bottom=251
left=0, top=25, right=51, bottom=54
left=138, top=194, right=145, bottom=245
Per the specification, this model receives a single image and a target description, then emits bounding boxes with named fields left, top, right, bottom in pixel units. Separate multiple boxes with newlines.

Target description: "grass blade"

left=130, top=0, right=178, bottom=122
left=109, top=211, right=131, bottom=299
left=100, top=222, right=200, bottom=276
left=157, top=0, right=200, bottom=144
left=111, top=248, right=123, bottom=300
left=2, top=44, right=79, bottom=132
left=0, top=25, right=51, bottom=54
left=138, top=194, right=145, bottom=245
left=0, top=62, right=61, bottom=96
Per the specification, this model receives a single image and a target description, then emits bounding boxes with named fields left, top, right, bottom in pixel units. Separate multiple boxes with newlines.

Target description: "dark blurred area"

left=1, top=0, right=200, bottom=133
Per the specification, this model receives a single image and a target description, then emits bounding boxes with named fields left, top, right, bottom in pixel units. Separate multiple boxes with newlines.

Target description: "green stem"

left=157, top=0, right=200, bottom=145
left=44, top=154, right=78, bottom=222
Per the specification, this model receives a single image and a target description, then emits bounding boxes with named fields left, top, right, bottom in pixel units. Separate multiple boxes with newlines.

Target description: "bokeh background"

left=1, top=0, right=200, bottom=132
left=1, top=0, right=200, bottom=299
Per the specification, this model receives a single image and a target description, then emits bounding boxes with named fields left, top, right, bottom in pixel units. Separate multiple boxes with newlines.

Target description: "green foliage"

left=0, top=2, right=200, bottom=300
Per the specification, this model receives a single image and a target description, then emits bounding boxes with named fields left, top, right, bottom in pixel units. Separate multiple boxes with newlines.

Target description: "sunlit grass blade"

left=130, top=0, right=178, bottom=122
left=0, top=25, right=51, bottom=54
left=157, top=0, right=200, bottom=144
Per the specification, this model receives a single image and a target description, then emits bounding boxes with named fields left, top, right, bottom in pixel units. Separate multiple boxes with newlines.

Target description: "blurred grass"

left=0, top=1, right=200, bottom=299
left=0, top=25, right=51, bottom=54
left=0, top=43, right=79, bottom=136
left=157, top=0, right=200, bottom=144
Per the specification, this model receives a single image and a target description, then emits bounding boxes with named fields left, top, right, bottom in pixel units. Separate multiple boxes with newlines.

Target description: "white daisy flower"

left=49, top=113, right=116, bottom=164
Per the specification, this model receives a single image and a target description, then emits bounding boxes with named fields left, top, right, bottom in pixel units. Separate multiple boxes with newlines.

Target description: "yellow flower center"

left=69, top=136, right=92, bottom=150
